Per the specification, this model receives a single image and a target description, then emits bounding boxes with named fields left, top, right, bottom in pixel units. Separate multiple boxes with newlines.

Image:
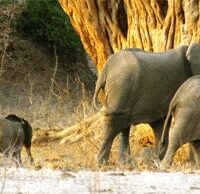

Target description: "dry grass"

left=29, top=116, right=191, bottom=172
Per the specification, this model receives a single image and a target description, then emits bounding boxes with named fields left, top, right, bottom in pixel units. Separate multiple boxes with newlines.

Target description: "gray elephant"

left=159, top=75, right=200, bottom=170
left=93, top=43, right=200, bottom=164
left=0, top=114, right=33, bottom=165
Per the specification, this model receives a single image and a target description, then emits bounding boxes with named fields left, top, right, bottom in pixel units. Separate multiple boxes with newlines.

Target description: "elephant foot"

left=137, top=148, right=156, bottom=163
left=118, top=152, right=131, bottom=163
left=157, top=142, right=168, bottom=161
left=194, top=163, right=200, bottom=169
left=98, top=159, right=108, bottom=165
left=97, top=153, right=109, bottom=165
left=13, top=160, right=22, bottom=168
left=159, top=161, right=171, bottom=171
left=29, top=157, right=34, bottom=164
left=118, top=157, right=133, bottom=166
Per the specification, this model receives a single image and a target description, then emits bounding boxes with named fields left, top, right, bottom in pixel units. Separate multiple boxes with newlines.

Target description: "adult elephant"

left=93, top=43, right=200, bottom=164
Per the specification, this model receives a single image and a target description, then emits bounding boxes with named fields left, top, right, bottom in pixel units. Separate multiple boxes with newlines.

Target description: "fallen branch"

left=33, top=113, right=103, bottom=144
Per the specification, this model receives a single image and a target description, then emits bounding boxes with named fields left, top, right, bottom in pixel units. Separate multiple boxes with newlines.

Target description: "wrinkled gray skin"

left=93, top=43, right=200, bottom=164
left=159, top=75, right=200, bottom=170
left=0, top=114, right=33, bottom=165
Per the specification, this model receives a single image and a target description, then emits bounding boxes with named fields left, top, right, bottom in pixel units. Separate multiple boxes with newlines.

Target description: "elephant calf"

left=159, top=75, right=200, bottom=170
left=0, top=114, right=33, bottom=165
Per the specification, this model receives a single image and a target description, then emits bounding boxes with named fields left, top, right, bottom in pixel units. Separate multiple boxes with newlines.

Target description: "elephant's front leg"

left=97, top=115, right=121, bottom=164
left=119, top=126, right=131, bottom=164
left=160, top=125, right=182, bottom=170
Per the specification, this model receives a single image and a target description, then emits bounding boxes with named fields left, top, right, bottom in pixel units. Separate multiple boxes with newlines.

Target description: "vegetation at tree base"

left=15, top=0, right=84, bottom=64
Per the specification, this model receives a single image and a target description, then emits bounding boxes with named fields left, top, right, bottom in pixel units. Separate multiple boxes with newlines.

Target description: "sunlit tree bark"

left=59, top=0, right=200, bottom=72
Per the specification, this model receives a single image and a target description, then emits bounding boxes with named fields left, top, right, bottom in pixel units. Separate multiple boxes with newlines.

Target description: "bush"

left=0, top=0, right=14, bottom=5
left=15, top=0, right=84, bottom=63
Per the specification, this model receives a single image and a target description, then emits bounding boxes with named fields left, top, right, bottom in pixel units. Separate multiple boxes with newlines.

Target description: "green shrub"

left=0, top=0, right=14, bottom=5
left=15, top=0, right=84, bottom=63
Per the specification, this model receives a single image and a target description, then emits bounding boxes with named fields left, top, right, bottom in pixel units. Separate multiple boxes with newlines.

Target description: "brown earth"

left=23, top=122, right=190, bottom=172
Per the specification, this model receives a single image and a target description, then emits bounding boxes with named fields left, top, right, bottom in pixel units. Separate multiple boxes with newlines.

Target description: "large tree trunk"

left=59, top=0, right=200, bottom=71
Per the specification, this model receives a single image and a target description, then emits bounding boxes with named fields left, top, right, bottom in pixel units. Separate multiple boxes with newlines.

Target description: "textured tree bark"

left=59, top=0, right=200, bottom=72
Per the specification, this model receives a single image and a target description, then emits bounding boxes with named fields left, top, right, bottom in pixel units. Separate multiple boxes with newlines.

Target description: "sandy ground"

left=0, top=125, right=194, bottom=194
left=1, top=167, right=200, bottom=193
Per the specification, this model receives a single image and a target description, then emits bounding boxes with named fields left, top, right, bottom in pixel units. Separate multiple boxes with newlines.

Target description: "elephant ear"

left=186, top=43, right=200, bottom=75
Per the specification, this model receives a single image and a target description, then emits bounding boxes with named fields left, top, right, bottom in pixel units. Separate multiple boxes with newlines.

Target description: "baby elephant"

left=0, top=114, right=33, bottom=165
left=159, top=75, right=200, bottom=170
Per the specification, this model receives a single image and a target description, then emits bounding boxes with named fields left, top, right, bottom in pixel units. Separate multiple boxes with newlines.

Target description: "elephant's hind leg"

left=98, top=115, right=120, bottom=164
left=97, top=114, right=129, bottom=164
left=160, top=138, right=180, bottom=170
left=119, top=126, right=131, bottom=164
left=190, top=140, right=200, bottom=168
left=160, top=111, right=193, bottom=170
left=150, top=119, right=166, bottom=146
left=160, top=125, right=183, bottom=170
left=150, top=118, right=171, bottom=161
left=1, top=151, right=9, bottom=165
left=13, top=151, right=22, bottom=166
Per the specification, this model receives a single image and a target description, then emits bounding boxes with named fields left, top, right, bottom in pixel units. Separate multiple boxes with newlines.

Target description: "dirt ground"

left=17, top=124, right=190, bottom=172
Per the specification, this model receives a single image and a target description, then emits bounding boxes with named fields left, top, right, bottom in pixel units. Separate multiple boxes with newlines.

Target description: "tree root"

left=33, top=113, right=103, bottom=144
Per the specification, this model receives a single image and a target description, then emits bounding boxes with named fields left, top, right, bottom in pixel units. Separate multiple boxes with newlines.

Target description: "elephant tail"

left=93, top=71, right=106, bottom=111
left=160, top=102, right=174, bottom=145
